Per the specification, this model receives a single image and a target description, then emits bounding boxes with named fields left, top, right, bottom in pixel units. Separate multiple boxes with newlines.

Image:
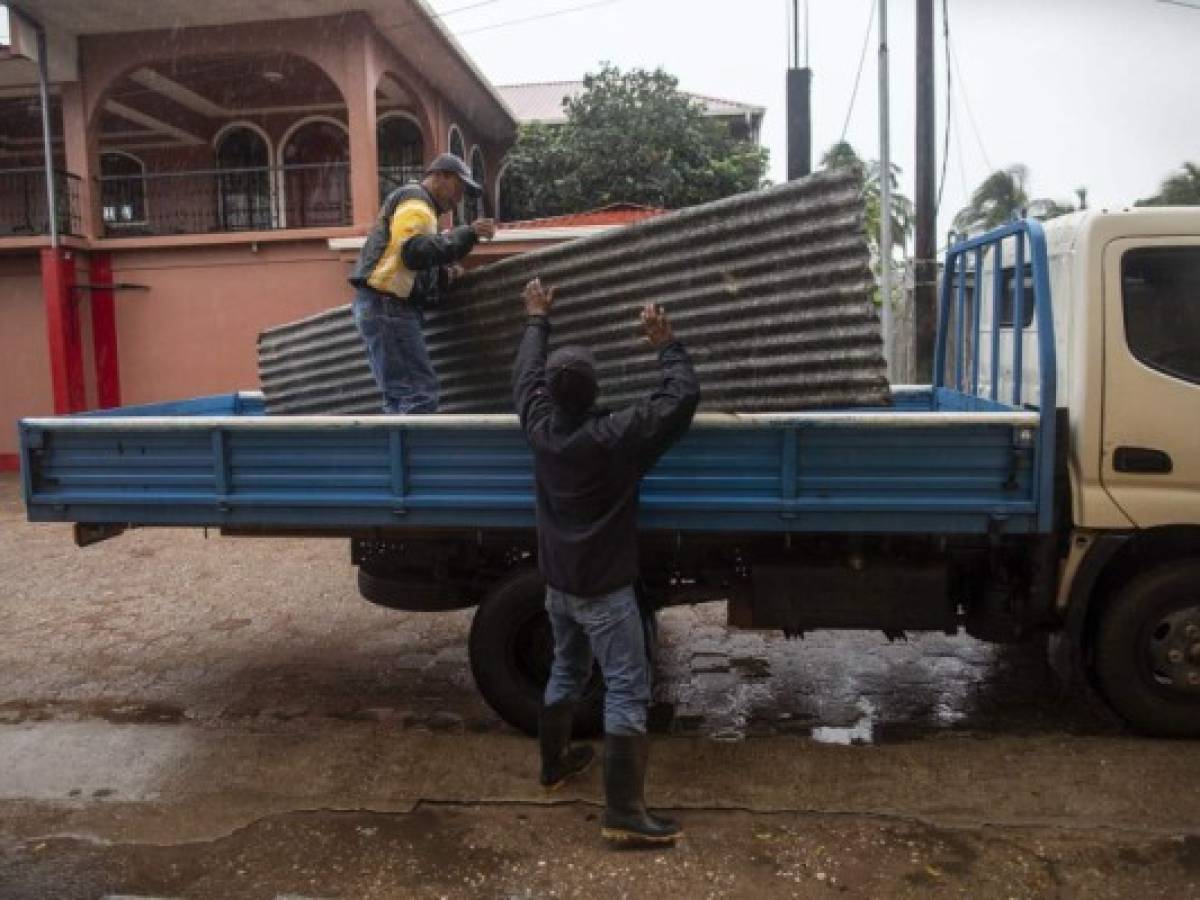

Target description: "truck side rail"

left=934, top=219, right=1056, bottom=533
left=20, top=396, right=1043, bottom=537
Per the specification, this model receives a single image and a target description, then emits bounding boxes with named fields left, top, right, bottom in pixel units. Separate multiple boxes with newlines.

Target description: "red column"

left=40, top=247, right=86, bottom=414
left=89, top=252, right=121, bottom=409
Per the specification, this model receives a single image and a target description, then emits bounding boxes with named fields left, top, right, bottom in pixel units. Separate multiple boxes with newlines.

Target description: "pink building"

left=0, top=1, right=519, bottom=467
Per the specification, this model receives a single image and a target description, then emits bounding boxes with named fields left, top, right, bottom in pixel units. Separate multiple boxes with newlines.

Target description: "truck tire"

left=1093, top=560, right=1200, bottom=738
left=468, top=568, right=605, bottom=737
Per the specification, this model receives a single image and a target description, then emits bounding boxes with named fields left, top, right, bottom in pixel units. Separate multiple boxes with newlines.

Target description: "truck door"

left=1101, top=239, right=1200, bottom=526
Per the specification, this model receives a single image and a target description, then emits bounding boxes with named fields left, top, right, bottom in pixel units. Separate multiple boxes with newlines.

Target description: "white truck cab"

left=1035, top=208, right=1200, bottom=735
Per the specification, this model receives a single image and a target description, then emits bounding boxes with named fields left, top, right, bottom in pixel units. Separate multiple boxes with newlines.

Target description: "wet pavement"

left=1, top=473, right=1197, bottom=898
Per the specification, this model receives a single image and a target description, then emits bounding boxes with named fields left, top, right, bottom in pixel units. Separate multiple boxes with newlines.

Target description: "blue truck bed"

left=19, top=220, right=1057, bottom=540
left=19, top=386, right=1046, bottom=536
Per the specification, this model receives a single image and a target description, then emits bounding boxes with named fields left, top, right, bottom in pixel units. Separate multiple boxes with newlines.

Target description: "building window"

left=281, top=118, right=350, bottom=228
left=216, top=126, right=271, bottom=231
left=465, top=146, right=486, bottom=223
left=1122, top=247, right=1200, bottom=385
left=377, top=115, right=424, bottom=198
left=100, top=152, right=146, bottom=226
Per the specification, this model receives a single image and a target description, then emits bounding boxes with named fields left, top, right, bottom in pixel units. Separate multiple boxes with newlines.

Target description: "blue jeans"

left=544, top=584, right=650, bottom=735
left=352, top=286, right=438, bottom=414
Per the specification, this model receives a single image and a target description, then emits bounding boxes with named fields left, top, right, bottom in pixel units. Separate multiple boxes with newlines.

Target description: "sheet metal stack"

left=258, top=167, right=890, bottom=414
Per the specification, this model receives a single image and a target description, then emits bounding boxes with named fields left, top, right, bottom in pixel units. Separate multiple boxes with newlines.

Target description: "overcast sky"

left=430, top=0, right=1200, bottom=233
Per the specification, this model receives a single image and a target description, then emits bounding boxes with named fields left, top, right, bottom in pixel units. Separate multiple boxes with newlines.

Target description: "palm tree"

left=821, top=141, right=914, bottom=251
left=1027, top=198, right=1076, bottom=221
left=1136, top=162, right=1200, bottom=206
left=953, top=165, right=1030, bottom=233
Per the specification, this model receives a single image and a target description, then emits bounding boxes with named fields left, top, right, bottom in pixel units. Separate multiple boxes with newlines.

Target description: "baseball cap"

left=425, top=153, right=482, bottom=196
left=546, top=346, right=598, bottom=414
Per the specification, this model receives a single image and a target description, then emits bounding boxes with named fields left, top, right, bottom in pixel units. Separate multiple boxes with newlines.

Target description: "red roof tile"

left=503, top=203, right=667, bottom=230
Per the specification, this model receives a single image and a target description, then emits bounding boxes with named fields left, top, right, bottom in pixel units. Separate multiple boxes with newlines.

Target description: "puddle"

left=810, top=698, right=876, bottom=746
left=99, top=701, right=186, bottom=725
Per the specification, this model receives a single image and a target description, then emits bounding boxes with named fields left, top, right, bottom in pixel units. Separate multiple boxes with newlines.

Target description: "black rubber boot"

left=601, top=733, right=681, bottom=843
left=538, top=702, right=595, bottom=789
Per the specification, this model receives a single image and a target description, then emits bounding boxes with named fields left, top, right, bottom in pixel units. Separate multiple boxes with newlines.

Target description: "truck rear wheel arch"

left=468, top=568, right=606, bottom=737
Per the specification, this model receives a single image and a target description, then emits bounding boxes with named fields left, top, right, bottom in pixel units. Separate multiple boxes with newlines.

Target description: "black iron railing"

left=99, top=163, right=352, bottom=237
left=0, top=169, right=82, bottom=237
left=379, top=165, right=423, bottom=198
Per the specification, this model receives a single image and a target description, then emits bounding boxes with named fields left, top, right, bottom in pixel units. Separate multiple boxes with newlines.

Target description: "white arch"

left=99, top=149, right=148, bottom=227
left=446, top=125, right=467, bottom=223
left=212, top=123, right=275, bottom=230
left=447, top=123, right=466, bottom=159
left=377, top=111, right=428, bottom=196
left=378, top=109, right=425, bottom=139
left=99, top=148, right=145, bottom=168
left=213, top=120, right=273, bottom=161
left=467, top=144, right=487, bottom=220
left=276, top=115, right=349, bottom=230
left=494, top=157, right=512, bottom=222
left=277, top=114, right=349, bottom=166
left=377, top=111, right=427, bottom=164
left=469, top=144, right=486, bottom=179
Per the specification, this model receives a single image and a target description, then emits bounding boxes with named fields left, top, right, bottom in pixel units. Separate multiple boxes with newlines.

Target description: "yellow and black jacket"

left=349, top=184, right=477, bottom=306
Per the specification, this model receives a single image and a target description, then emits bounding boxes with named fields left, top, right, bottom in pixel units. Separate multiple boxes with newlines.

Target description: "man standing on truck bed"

left=513, top=277, right=700, bottom=844
left=349, top=153, right=496, bottom=413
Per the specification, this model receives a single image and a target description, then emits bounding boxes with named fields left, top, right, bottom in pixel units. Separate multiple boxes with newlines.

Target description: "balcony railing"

left=99, top=163, right=351, bottom=237
left=0, top=169, right=82, bottom=237
left=0, top=163, right=432, bottom=240
left=379, top=165, right=424, bottom=197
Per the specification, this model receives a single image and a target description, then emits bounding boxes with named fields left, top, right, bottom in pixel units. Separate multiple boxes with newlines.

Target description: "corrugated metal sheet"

left=258, top=168, right=890, bottom=414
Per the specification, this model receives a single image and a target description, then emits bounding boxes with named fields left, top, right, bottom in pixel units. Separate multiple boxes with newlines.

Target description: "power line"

left=947, top=37, right=992, bottom=173
left=435, top=0, right=509, bottom=17
left=951, top=83, right=972, bottom=216
left=1155, top=0, right=1200, bottom=10
left=839, top=0, right=877, bottom=143
left=454, top=0, right=624, bottom=37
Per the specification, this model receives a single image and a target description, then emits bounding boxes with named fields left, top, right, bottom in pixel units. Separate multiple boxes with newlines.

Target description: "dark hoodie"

left=512, top=315, right=700, bottom=597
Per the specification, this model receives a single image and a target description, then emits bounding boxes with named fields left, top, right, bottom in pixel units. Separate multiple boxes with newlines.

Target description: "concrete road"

left=1, top=474, right=1198, bottom=899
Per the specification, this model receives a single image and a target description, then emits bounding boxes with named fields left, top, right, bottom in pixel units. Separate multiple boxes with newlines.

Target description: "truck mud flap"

left=73, top=522, right=128, bottom=548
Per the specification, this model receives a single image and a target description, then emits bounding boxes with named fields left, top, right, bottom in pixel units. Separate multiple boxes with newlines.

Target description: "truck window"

left=1122, top=247, right=1200, bottom=385
left=999, top=264, right=1035, bottom=329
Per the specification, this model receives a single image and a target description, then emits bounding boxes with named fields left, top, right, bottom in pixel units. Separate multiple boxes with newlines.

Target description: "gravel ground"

left=2, top=472, right=1197, bottom=899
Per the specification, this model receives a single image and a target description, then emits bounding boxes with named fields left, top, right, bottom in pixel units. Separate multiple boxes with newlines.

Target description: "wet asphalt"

left=1, top=474, right=1197, bottom=899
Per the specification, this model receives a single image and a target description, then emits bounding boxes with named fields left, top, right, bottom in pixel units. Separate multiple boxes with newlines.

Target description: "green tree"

left=499, top=64, right=768, bottom=220
left=820, top=141, right=914, bottom=253
left=1136, top=162, right=1200, bottom=206
left=953, top=165, right=1031, bottom=232
left=955, top=166, right=1087, bottom=231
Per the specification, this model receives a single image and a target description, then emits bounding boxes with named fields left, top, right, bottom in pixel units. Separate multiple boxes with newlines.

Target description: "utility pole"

left=786, top=0, right=812, bottom=179
left=878, top=0, right=893, bottom=370
left=914, top=0, right=937, bottom=382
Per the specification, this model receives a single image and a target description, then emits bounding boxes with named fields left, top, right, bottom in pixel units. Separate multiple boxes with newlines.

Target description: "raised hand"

left=641, top=303, right=673, bottom=348
left=523, top=277, right=556, bottom=316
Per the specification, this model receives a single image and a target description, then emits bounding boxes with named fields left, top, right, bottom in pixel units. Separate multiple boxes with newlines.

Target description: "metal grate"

left=0, top=168, right=82, bottom=237
left=258, top=168, right=890, bottom=414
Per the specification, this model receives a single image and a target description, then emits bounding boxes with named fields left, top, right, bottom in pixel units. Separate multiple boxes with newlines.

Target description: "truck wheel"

left=468, top=568, right=604, bottom=738
left=1093, top=560, right=1200, bottom=737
